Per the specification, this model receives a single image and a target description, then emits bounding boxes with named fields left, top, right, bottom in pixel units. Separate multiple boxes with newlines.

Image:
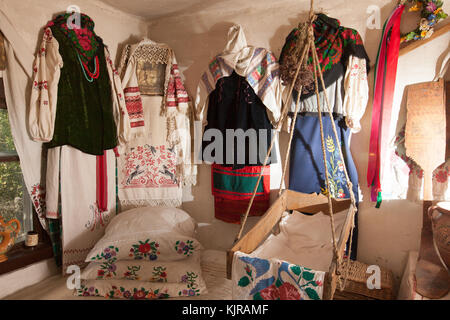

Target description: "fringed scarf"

left=279, top=13, right=370, bottom=96
left=367, top=4, right=405, bottom=208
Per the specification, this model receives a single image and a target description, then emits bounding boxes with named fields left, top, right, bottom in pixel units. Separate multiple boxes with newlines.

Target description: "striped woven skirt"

left=211, top=164, right=270, bottom=224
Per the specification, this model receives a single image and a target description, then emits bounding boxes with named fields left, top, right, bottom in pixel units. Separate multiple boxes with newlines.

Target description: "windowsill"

left=0, top=241, right=53, bottom=276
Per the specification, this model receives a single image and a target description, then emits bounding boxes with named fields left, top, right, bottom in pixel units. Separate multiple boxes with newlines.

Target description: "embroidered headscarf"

left=46, top=13, right=100, bottom=64
left=279, top=14, right=370, bottom=95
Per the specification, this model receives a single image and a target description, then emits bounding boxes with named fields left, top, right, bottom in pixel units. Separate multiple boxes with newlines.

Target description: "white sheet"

left=250, top=210, right=347, bottom=272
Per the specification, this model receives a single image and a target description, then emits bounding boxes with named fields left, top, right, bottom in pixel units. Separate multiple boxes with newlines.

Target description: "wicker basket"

left=333, top=259, right=395, bottom=300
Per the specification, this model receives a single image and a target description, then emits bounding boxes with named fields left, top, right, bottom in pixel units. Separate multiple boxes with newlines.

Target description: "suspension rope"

left=233, top=0, right=356, bottom=293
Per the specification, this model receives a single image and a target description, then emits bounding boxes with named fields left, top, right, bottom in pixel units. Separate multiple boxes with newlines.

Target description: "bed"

left=3, top=249, right=232, bottom=300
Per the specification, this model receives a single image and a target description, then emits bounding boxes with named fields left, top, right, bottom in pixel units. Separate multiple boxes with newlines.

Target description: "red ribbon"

left=96, top=152, right=108, bottom=212
left=367, top=5, right=405, bottom=206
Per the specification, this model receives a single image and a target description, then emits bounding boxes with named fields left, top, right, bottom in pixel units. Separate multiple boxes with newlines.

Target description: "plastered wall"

left=0, top=0, right=148, bottom=297
left=146, top=0, right=450, bottom=284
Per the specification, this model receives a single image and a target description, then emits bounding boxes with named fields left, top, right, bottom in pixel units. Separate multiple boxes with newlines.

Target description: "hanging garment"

left=367, top=4, right=405, bottom=207
left=195, top=25, right=282, bottom=127
left=0, top=9, right=49, bottom=232
left=202, top=71, right=277, bottom=169
left=281, top=15, right=370, bottom=258
left=117, top=39, right=196, bottom=210
left=46, top=145, right=117, bottom=272
left=29, top=14, right=131, bottom=154
left=212, top=164, right=270, bottom=224
left=29, top=14, right=131, bottom=271
left=195, top=25, right=283, bottom=223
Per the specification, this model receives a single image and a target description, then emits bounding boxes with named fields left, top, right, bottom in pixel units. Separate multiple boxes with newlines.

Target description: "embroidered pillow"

left=81, top=250, right=202, bottom=282
left=76, top=278, right=207, bottom=299
left=85, top=231, right=202, bottom=263
left=105, top=206, right=198, bottom=238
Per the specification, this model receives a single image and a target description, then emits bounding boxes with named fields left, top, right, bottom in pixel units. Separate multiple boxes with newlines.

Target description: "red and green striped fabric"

left=212, top=164, right=270, bottom=224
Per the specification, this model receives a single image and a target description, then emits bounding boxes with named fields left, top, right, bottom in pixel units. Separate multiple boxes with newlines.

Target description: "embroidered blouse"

left=29, top=27, right=131, bottom=154
left=283, top=55, right=369, bottom=133
left=195, top=25, right=283, bottom=129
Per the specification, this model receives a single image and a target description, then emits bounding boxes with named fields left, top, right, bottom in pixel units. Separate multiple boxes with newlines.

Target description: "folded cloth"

left=75, top=278, right=207, bottom=300
left=81, top=251, right=202, bottom=283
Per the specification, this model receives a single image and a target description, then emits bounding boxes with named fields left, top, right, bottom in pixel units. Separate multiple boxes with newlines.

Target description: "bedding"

left=85, top=232, right=202, bottom=263
left=105, top=206, right=198, bottom=238
left=251, top=209, right=346, bottom=272
left=3, top=250, right=230, bottom=300
left=76, top=277, right=207, bottom=299
left=231, top=210, right=347, bottom=300
left=81, top=251, right=203, bottom=283
left=232, top=251, right=325, bottom=300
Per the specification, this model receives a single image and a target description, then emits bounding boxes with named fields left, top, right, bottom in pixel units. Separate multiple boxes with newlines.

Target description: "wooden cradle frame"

left=227, top=189, right=355, bottom=300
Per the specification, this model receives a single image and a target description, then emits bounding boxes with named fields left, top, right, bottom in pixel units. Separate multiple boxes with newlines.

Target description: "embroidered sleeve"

left=121, top=56, right=146, bottom=137
left=342, top=55, right=369, bottom=133
left=29, top=27, right=63, bottom=142
left=104, top=47, right=132, bottom=144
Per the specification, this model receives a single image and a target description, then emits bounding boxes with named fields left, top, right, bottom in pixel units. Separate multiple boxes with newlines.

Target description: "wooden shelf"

left=399, top=20, right=450, bottom=57
left=0, top=241, right=53, bottom=276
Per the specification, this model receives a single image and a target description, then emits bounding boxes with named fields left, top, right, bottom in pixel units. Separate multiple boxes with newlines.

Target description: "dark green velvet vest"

left=46, top=26, right=118, bottom=156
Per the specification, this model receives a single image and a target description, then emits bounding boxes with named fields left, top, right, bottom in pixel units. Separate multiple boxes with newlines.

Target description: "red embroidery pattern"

left=166, top=64, right=190, bottom=107
left=124, top=87, right=141, bottom=94
left=43, top=27, right=53, bottom=42
left=33, top=81, right=48, bottom=91
left=125, top=96, right=144, bottom=119
left=31, top=183, right=46, bottom=218
left=122, top=145, right=178, bottom=189
left=85, top=203, right=112, bottom=232
left=124, top=86, right=145, bottom=127
left=131, top=121, right=145, bottom=128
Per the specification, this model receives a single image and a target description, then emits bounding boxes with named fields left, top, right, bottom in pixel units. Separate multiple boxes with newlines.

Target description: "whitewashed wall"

left=0, top=0, right=147, bottom=297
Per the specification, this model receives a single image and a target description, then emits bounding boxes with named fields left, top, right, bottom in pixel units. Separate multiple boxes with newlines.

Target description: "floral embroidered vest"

left=46, top=26, right=118, bottom=156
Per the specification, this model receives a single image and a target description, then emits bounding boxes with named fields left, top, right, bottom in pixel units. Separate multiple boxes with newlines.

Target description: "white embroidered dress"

left=117, top=39, right=197, bottom=210
left=29, top=27, right=131, bottom=272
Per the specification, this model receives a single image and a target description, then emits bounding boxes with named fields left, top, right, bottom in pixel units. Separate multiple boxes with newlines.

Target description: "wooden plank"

left=405, top=79, right=446, bottom=200
left=0, top=78, right=6, bottom=110
left=399, top=21, right=450, bottom=58
left=227, top=191, right=288, bottom=279
left=0, top=32, right=5, bottom=71
left=286, top=190, right=351, bottom=214
left=446, top=81, right=449, bottom=159
left=0, top=151, right=19, bottom=162
left=0, top=242, right=53, bottom=275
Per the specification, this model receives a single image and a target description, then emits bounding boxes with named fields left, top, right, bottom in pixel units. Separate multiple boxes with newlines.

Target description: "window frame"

left=0, top=77, right=53, bottom=276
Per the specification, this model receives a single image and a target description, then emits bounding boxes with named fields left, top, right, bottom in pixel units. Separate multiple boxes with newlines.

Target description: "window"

left=0, top=76, right=53, bottom=275
left=0, top=79, right=33, bottom=242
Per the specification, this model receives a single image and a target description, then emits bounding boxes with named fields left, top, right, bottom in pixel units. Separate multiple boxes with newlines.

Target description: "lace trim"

left=182, top=174, right=198, bottom=187
left=119, top=199, right=182, bottom=211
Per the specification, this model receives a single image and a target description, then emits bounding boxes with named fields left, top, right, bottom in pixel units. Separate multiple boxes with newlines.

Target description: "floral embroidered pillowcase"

left=104, top=206, right=198, bottom=238
left=81, top=251, right=203, bottom=284
left=85, top=232, right=202, bottom=263
left=76, top=278, right=207, bottom=300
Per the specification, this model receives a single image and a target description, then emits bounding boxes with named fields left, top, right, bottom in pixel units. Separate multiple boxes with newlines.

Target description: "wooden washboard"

left=227, top=189, right=354, bottom=300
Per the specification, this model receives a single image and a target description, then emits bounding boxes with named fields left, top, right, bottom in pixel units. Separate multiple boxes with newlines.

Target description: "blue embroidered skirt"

left=289, top=113, right=359, bottom=258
